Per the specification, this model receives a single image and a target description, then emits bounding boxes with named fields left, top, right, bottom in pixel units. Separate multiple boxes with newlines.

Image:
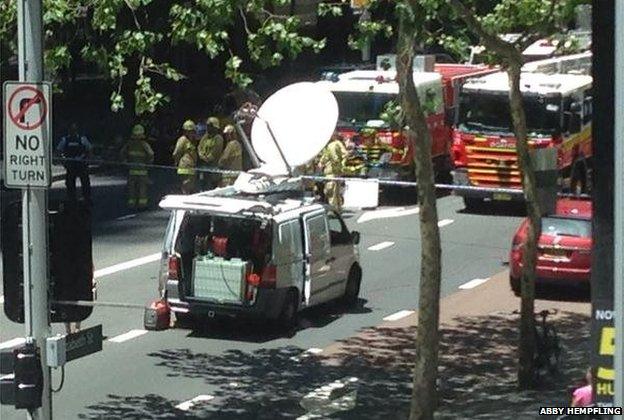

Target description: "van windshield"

left=175, top=213, right=272, bottom=277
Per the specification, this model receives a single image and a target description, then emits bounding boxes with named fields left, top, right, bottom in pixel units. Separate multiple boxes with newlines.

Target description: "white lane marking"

left=459, top=278, right=490, bottom=290
left=94, top=253, right=161, bottom=279
left=357, top=206, right=419, bottom=223
left=437, top=219, right=454, bottom=227
left=290, top=347, right=324, bottom=362
left=383, top=310, right=414, bottom=322
left=108, top=329, right=148, bottom=343
left=0, top=337, right=26, bottom=350
left=116, top=214, right=137, bottom=221
left=176, top=395, right=214, bottom=411
left=367, top=241, right=395, bottom=251
left=0, top=295, right=4, bottom=304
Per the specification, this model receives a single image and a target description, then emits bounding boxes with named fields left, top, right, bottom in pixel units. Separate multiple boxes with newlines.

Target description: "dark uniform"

left=57, top=124, right=92, bottom=202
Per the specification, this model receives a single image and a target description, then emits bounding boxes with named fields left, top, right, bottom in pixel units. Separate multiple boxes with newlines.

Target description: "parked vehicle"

left=316, top=56, right=495, bottom=181
left=452, top=52, right=593, bottom=210
left=509, top=198, right=592, bottom=296
left=157, top=189, right=362, bottom=327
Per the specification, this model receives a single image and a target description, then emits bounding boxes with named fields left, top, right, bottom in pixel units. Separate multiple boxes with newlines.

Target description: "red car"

left=510, top=198, right=592, bottom=296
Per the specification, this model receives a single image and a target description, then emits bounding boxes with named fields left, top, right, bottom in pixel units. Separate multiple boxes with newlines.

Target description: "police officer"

left=120, top=124, right=154, bottom=210
left=57, top=123, right=93, bottom=203
left=197, top=117, right=224, bottom=190
left=217, top=125, right=243, bottom=187
left=173, top=120, right=198, bottom=194
left=318, top=133, right=348, bottom=210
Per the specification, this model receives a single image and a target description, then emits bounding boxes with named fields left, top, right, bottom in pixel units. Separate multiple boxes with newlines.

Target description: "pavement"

left=0, top=172, right=592, bottom=419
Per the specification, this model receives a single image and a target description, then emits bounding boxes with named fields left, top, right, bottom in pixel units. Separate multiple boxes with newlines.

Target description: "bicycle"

left=533, top=309, right=562, bottom=382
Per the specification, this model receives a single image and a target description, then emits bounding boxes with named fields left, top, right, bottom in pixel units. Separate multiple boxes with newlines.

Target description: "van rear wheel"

left=277, top=290, right=299, bottom=330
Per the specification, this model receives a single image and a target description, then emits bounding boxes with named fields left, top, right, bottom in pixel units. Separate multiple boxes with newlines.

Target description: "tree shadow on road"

left=77, top=310, right=589, bottom=419
left=180, top=299, right=373, bottom=344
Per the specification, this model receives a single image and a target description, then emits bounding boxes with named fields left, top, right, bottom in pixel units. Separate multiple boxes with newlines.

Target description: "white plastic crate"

left=192, top=257, right=249, bottom=303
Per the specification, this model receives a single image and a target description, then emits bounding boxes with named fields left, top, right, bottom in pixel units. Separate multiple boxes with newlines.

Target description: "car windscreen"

left=541, top=217, right=591, bottom=238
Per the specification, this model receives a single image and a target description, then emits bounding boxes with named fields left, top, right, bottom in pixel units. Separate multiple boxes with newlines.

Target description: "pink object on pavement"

left=572, top=384, right=593, bottom=407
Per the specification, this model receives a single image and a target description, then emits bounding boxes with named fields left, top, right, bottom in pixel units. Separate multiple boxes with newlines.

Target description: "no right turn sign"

left=3, top=81, right=52, bottom=189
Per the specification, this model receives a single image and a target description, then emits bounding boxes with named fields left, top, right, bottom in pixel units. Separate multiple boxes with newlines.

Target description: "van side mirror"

left=351, top=231, right=360, bottom=245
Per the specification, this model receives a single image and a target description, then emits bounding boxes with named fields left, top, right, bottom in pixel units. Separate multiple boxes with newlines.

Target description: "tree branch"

left=515, top=0, right=560, bottom=50
left=448, top=0, right=520, bottom=63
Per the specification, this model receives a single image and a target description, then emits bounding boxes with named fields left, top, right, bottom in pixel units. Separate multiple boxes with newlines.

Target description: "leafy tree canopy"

left=0, top=0, right=326, bottom=115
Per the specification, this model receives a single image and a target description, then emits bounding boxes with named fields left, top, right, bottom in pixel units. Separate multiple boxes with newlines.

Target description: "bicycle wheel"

left=543, top=325, right=562, bottom=374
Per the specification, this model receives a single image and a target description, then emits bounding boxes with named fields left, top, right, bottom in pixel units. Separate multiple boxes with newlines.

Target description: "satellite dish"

left=251, top=82, right=338, bottom=172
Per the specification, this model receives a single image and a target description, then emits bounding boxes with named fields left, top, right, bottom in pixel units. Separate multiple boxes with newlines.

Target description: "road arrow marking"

left=383, top=310, right=414, bottom=322
left=176, top=395, right=214, bottom=411
left=367, top=241, right=395, bottom=251
left=299, top=377, right=359, bottom=419
left=459, top=278, right=490, bottom=290
left=108, top=329, right=148, bottom=343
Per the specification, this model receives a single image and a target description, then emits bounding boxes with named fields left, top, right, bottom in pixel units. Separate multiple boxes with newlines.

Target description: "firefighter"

left=120, top=124, right=154, bottom=210
left=217, top=125, right=243, bottom=187
left=173, top=120, right=198, bottom=194
left=197, top=117, right=224, bottom=190
left=318, top=133, right=348, bottom=210
left=56, top=123, right=93, bottom=203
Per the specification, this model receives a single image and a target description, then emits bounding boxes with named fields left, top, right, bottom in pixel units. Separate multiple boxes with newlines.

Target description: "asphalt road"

left=0, top=178, right=524, bottom=419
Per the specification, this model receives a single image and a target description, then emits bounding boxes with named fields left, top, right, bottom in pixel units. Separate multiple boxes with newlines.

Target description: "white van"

left=158, top=192, right=362, bottom=327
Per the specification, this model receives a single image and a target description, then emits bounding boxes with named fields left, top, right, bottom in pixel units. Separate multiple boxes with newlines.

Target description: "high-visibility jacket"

left=218, top=140, right=243, bottom=171
left=173, top=136, right=197, bottom=175
left=121, top=139, right=154, bottom=176
left=198, top=134, right=224, bottom=166
left=360, top=141, right=392, bottom=164
left=318, top=139, right=347, bottom=176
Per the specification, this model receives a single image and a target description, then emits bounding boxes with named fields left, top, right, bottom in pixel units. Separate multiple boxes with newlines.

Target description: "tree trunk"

left=396, top=5, right=442, bottom=419
left=507, top=61, right=541, bottom=389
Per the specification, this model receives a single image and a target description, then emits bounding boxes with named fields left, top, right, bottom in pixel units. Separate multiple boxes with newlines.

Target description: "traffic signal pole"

left=17, top=0, right=52, bottom=418
left=614, top=0, right=624, bottom=412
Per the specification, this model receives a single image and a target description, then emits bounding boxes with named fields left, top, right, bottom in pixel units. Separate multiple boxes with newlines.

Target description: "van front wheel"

left=343, top=265, right=362, bottom=306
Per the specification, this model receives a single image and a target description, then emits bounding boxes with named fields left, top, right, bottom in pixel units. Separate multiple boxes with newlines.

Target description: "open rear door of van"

left=302, top=210, right=332, bottom=306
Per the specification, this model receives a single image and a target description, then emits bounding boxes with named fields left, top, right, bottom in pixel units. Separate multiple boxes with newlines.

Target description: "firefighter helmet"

left=206, top=117, right=220, bottom=129
left=131, top=124, right=145, bottom=139
left=182, top=120, right=196, bottom=131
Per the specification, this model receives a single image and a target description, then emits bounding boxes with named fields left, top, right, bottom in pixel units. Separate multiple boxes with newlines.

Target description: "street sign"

left=64, top=325, right=102, bottom=363
left=2, top=81, right=52, bottom=189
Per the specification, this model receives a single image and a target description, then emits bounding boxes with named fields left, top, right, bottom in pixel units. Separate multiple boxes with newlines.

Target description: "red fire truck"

left=316, top=59, right=496, bottom=180
left=451, top=53, right=593, bottom=209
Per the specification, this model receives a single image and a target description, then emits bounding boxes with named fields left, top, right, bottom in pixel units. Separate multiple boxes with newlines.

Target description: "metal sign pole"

left=17, top=0, right=52, bottom=418
left=614, top=0, right=624, bottom=413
